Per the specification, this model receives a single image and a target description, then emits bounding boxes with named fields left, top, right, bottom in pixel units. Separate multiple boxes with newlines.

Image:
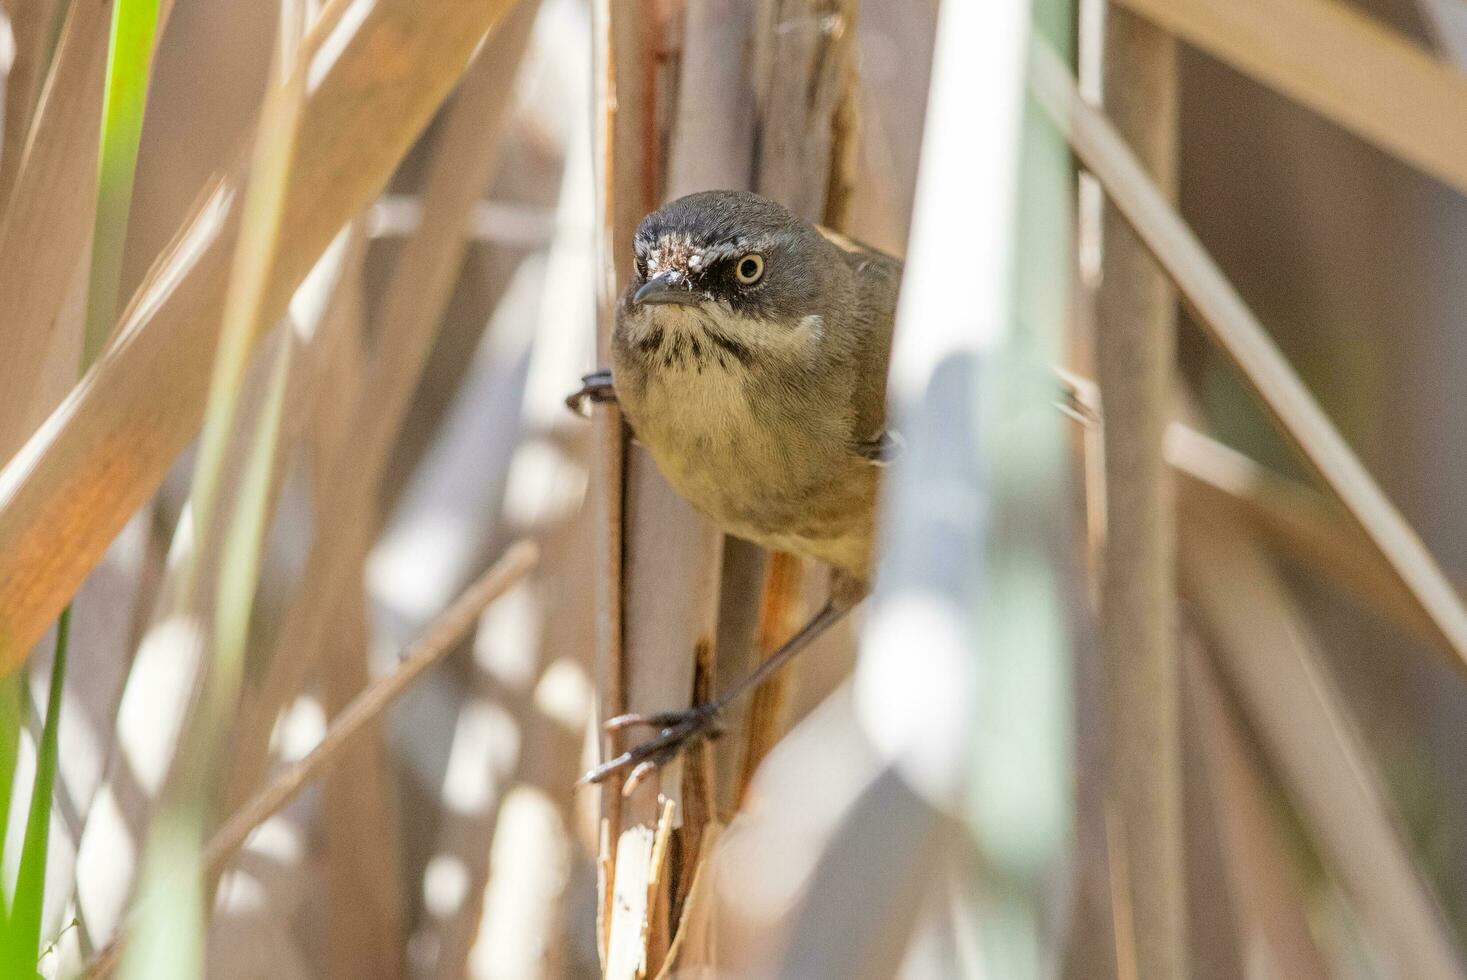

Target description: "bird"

left=570, top=190, right=902, bottom=790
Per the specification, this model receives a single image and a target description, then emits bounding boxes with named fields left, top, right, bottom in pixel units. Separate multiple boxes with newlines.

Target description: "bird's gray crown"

left=628, top=190, right=838, bottom=322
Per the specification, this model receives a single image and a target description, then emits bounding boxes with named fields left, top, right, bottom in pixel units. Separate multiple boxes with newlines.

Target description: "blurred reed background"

left=0, top=0, right=1465, bottom=977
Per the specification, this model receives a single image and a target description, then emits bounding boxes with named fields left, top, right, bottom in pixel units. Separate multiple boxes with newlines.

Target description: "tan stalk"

left=0, top=0, right=63, bottom=210
left=1185, top=634, right=1332, bottom=980
left=1166, top=426, right=1439, bottom=642
left=1180, top=506, right=1463, bottom=978
left=1061, top=370, right=1445, bottom=647
left=671, top=0, right=760, bottom=817
left=0, top=0, right=116, bottom=462
left=592, top=1, right=715, bottom=975
left=1116, top=0, right=1467, bottom=199
left=85, top=542, right=539, bottom=978
left=218, top=0, right=539, bottom=846
left=734, top=551, right=805, bottom=802
left=0, top=0, right=525, bottom=674
left=60, top=226, right=365, bottom=971
left=728, top=0, right=860, bottom=808
left=1092, top=11, right=1187, bottom=976
left=1030, top=37, right=1467, bottom=676
left=306, top=235, right=404, bottom=980
left=318, top=586, right=405, bottom=978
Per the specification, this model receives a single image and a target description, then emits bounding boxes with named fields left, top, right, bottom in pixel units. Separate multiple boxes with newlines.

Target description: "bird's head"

left=619, top=191, right=845, bottom=357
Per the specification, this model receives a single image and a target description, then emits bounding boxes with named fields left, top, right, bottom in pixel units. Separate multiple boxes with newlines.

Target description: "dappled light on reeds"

left=0, top=0, right=1462, bottom=976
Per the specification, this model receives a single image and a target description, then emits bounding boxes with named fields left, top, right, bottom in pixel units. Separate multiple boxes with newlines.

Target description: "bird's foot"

left=565, top=369, right=617, bottom=417
left=577, top=702, right=724, bottom=795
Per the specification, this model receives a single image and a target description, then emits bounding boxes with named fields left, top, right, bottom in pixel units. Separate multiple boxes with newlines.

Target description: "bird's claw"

left=565, top=369, right=617, bottom=417
left=578, top=703, right=724, bottom=794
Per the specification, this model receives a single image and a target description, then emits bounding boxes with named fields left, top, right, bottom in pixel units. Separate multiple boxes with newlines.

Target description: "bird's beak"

left=634, top=271, right=700, bottom=307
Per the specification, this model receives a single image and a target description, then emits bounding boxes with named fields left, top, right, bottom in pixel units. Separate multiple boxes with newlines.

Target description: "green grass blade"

left=120, top=248, right=298, bottom=980
left=0, top=674, right=23, bottom=921
left=0, top=610, right=69, bottom=977
left=120, top=14, right=307, bottom=976
left=0, top=0, right=163, bottom=971
left=83, top=0, right=163, bottom=367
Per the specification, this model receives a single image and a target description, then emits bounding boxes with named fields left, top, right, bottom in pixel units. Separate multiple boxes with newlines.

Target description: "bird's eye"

left=635, top=253, right=648, bottom=279
left=735, top=254, right=765, bottom=285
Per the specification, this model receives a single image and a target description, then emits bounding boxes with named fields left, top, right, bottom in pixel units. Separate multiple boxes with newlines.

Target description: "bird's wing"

left=855, top=428, right=904, bottom=465
left=816, top=227, right=904, bottom=458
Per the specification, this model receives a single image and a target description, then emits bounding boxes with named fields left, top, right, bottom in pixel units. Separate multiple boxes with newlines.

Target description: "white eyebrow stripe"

left=696, top=243, right=746, bottom=264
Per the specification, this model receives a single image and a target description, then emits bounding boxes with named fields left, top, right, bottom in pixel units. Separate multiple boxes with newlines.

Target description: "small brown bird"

left=572, top=190, right=902, bottom=788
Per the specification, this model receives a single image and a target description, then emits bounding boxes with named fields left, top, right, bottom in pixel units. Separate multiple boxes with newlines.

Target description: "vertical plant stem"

left=1094, top=7, right=1186, bottom=977
left=591, top=0, right=664, bottom=971
left=0, top=0, right=64, bottom=212
left=0, top=675, right=19, bottom=910
left=84, top=0, right=163, bottom=366
left=119, top=10, right=307, bottom=974
left=0, top=0, right=163, bottom=971
left=0, top=609, right=68, bottom=976
left=728, top=0, right=859, bottom=806
left=735, top=551, right=804, bottom=801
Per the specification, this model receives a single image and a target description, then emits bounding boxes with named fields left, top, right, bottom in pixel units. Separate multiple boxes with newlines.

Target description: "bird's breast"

left=612, top=313, right=876, bottom=576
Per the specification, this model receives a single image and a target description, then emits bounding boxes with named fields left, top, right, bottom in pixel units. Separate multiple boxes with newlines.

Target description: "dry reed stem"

left=1117, top=0, right=1467, bottom=199
left=750, top=0, right=857, bottom=224
left=1179, top=508, right=1464, bottom=978
left=305, top=236, right=404, bottom=980
left=593, top=2, right=722, bottom=973
left=0, top=0, right=523, bottom=674
left=0, top=0, right=63, bottom=210
left=721, top=0, right=860, bottom=813
left=1030, top=38, right=1467, bottom=679
left=678, top=636, right=717, bottom=917
left=216, top=0, right=534, bottom=830
left=0, top=0, right=180, bottom=461
left=776, top=768, right=954, bottom=980
left=1061, top=370, right=1445, bottom=647
left=1178, top=646, right=1246, bottom=978
left=608, top=439, right=723, bottom=971
left=652, top=822, right=723, bottom=978
left=589, top=402, right=625, bottom=963
left=62, top=240, right=362, bottom=969
left=590, top=0, right=633, bottom=956
left=318, top=585, right=406, bottom=980
left=735, top=551, right=804, bottom=803
left=0, top=0, right=114, bottom=462
left=666, top=0, right=756, bottom=192
left=666, top=0, right=761, bottom=819
left=1093, top=12, right=1187, bottom=976
left=85, top=541, right=539, bottom=978
left=710, top=539, right=766, bottom=809
left=1185, top=634, right=1332, bottom=980
left=296, top=0, right=540, bottom=957
left=604, top=816, right=664, bottom=979
left=1166, top=426, right=1440, bottom=642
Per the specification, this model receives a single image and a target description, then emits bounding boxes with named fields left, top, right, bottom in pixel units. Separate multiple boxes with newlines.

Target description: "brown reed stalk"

left=1180, top=505, right=1464, bottom=977
left=1030, top=34, right=1467, bottom=680
left=0, top=0, right=524, bottom=674
left=217, top=0, right=539, bottom=870
left=1116, top=0, right=1467, bottom=198
left=0, top=0, right=63, bottom=209
left=1061, top=371, right=1447, bottom=651
left=728, top=0, right=860, bottom=809
left=84, top=541, right=538, bottom=978
left=1093, top=11, right=1186, bottom=975
left=1184, top=633, right=1332, bottom=980
left=0, top=0, right=118, bottom=462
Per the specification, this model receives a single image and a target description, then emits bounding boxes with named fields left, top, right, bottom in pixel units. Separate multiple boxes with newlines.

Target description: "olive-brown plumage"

left=610, top=190, right=901, bottom=596
left=581, top=190, right=902, bottom=789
